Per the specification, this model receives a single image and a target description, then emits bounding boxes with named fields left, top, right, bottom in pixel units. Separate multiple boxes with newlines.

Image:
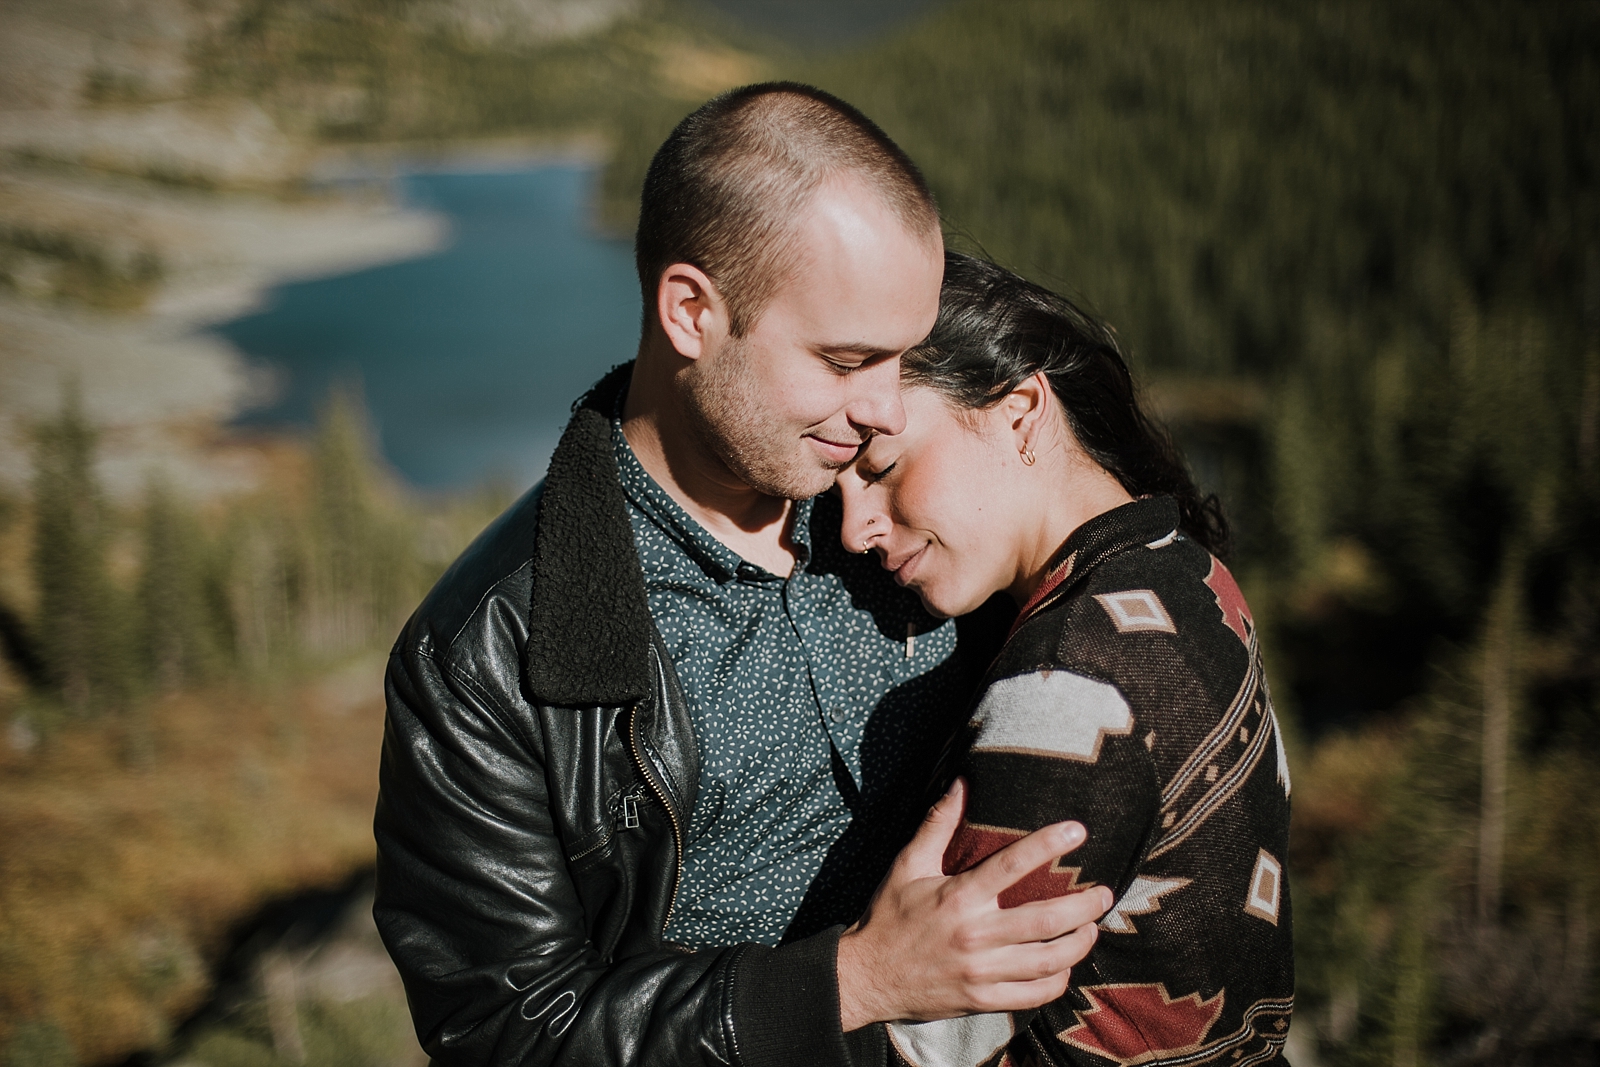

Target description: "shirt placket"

left=736, top=562, right=831, bottom=772
left=783, top=570, right=867, bottom=791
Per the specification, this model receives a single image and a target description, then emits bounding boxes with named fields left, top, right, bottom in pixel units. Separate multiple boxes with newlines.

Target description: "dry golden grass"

left=1287, top=722, right=1407, bottom=897
left=0, top=654, right=387, bottom=1064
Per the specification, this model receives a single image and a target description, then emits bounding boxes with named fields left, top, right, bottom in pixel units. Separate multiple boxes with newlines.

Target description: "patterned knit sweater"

left=886, top=496, right=1294, bottom=1067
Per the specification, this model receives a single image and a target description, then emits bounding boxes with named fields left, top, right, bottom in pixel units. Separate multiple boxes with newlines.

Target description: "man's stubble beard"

left=680, top=335, right=843, bottom=502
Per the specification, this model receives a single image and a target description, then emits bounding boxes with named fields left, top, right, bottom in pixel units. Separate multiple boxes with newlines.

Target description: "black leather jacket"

left=373, top=366, right=876, bottom=1067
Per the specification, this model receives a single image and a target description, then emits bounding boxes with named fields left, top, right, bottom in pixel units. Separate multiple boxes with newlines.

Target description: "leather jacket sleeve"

left=374, top=624, right=738, bottom=1066
left=374, top=629, right=865, bottom=1067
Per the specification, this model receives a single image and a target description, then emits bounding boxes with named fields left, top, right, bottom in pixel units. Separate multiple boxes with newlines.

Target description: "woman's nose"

left=840, top=500, right=887, bottom=556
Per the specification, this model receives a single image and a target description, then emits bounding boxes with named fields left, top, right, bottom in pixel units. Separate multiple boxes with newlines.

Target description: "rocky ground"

left=0, top=0, right=642, bottom=502
left=0, top=170, right=445, bottom=496
left=0, top=159, right=445, bottom=500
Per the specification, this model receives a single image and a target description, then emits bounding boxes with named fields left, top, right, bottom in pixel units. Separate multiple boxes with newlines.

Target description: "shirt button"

left=830, top=706, right=847, bottom=723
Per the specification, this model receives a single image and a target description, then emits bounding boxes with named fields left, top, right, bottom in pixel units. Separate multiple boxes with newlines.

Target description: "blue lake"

left=220, top=164, right=641, bottom=489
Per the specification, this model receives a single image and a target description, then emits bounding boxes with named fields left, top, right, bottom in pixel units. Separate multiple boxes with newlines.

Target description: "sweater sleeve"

left=943, top=668, right=1159, bottom=899
left=884, top=668, right=1161, bottom=1067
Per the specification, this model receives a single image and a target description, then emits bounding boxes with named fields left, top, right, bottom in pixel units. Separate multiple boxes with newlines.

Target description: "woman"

left=837, top=254, right=1295, bottom=1067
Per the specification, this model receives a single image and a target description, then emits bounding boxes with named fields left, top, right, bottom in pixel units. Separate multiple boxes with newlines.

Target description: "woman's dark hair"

left=904, top=252, right=1230, bottom=558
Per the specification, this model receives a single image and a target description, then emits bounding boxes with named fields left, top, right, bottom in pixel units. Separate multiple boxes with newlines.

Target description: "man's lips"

left=806, top=435, right=864, bottom=464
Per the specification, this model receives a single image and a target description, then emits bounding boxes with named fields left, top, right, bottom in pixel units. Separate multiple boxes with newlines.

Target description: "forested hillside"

left=606, top=2, right=1599, bottom=1061
left=757, top=4, right=1599, bottom=1062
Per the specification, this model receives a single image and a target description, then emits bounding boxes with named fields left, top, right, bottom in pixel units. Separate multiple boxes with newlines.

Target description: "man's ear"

left=656, top=262, right=727, bottom=360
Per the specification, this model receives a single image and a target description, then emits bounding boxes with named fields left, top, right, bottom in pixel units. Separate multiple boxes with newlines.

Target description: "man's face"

left=681, top=175, right=944, bottom=501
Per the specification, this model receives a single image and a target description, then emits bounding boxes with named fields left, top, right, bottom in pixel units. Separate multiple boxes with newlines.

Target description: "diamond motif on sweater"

left=1095, top=589, right=1177, bottom=634
left=1244, top=848, right=1283, bottom=925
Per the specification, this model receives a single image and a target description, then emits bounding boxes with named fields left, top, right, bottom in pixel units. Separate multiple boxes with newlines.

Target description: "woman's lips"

left=887, top=543, right=929, bottom=586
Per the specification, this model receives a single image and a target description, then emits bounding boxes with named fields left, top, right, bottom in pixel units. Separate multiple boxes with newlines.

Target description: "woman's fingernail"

left=1059, top=822, right=1085, bottom=847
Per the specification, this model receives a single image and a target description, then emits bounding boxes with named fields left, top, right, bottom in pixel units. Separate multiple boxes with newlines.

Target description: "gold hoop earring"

left=1021, top=448, right=1037, bottom=466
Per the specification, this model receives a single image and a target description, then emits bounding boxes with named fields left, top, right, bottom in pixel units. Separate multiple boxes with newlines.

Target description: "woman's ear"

left=656, top=263, right=727, bottom=360
left=1002, top=371, right=1055, bottom=456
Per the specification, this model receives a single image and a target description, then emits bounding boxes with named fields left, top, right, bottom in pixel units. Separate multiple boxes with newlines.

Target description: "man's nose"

left=846, top=357, right=907, bottom=438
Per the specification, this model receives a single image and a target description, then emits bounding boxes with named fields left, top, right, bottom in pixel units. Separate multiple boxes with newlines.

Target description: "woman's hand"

left=835, top=778, right=1111, bottom=1031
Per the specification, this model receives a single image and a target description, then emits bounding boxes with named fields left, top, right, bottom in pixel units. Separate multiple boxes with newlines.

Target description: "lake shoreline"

left=1, top=134, right=608, bottom=501
left=218, top=160, right=640, bottom=492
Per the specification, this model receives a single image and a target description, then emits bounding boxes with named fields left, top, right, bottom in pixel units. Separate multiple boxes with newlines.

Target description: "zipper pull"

left=622, top=793, right=641, bottom=830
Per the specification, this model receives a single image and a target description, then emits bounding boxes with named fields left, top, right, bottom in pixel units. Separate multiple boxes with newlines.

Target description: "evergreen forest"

left=783, top=4, right=1600, bottom=1061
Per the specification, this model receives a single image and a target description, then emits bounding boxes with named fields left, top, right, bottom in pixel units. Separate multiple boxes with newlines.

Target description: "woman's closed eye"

left=861, top=461, right=897, bottom=484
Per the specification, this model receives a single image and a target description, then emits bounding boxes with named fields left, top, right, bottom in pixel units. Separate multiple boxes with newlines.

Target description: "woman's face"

left=837, top=385, right=1029, bottom=618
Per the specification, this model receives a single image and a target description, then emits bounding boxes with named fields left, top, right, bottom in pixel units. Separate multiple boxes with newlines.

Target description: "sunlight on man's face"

left=683, top=173, right=943, bottom=501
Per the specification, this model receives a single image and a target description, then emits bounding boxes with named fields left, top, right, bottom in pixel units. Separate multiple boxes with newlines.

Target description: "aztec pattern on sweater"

left=887, top=496, right=1294, bottom=1067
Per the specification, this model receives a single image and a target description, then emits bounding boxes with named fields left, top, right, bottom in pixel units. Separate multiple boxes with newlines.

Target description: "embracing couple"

left=374, top=83, right=1294, bottom=1067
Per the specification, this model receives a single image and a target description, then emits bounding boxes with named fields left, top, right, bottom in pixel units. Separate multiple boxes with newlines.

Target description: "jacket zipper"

left=566, top=784, right=651, bottom=864
left=627, top=701, right=684, bottom=929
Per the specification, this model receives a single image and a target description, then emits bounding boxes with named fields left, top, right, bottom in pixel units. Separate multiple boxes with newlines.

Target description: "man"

left=374, top=83, right=1110, bottom=1067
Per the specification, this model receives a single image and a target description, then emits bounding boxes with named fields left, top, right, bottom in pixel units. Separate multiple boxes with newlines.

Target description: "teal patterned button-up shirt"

left=611, top=420, right=969, bottom=949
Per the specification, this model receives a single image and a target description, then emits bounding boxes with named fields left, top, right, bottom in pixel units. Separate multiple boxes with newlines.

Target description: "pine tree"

left=303, top=386, right=413, bottom=656
left=223, top=499, right=292, bottom=678
left=30, top=386, right=127, bottom=714
left=137, top=479, right=215, bottom=691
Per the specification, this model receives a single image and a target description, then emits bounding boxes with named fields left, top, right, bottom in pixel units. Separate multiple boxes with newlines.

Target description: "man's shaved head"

left=636, top=82, right=941, bottom=337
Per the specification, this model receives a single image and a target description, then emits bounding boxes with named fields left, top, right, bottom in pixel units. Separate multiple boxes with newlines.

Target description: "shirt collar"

left=611, top=417, right=813, bottom=583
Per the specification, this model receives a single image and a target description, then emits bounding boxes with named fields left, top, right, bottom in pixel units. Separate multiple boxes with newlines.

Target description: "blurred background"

left=0, top=1, right=1596, bottom=1065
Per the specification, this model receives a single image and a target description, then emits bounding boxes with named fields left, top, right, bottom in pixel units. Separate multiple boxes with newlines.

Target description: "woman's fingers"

left=960, top=819, right=1087, bottom=901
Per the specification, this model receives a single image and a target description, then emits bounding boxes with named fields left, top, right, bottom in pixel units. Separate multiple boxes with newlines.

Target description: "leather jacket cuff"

left=730, top=925, right=883, bottom=1067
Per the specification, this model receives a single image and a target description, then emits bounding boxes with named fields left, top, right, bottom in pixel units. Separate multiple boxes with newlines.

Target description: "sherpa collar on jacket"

left=524, top=362, right=653, bottom=708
